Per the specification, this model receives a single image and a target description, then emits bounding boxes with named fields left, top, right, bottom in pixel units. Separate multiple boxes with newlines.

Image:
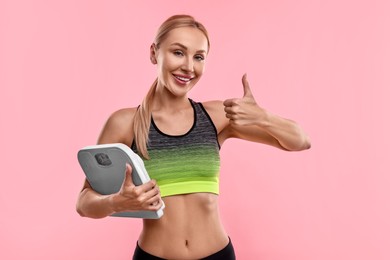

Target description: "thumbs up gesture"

left=223, top=74, right=266, bottom=126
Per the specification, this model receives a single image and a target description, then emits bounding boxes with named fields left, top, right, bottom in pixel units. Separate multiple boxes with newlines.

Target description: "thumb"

left=122, top=163, right=134, bottom=188
left=242, top=73, right=253, bottom=98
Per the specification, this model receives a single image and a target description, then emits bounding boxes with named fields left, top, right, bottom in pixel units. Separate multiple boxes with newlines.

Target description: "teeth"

left=175, top=76, right=191, bottom=82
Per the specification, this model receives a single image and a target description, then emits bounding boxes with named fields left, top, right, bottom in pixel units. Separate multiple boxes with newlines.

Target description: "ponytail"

left=133, top=79, right=157, bottom=159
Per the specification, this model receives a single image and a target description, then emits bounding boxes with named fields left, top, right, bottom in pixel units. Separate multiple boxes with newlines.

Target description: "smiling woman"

left=76, top=14, right=310, bottom=260
left=135, top=16, right=211, bottom=160
left=151, top=26, right=208, bottom=100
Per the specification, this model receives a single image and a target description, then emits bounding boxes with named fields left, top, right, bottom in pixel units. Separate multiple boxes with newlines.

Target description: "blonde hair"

left=133, top=15, right=210, bottom=159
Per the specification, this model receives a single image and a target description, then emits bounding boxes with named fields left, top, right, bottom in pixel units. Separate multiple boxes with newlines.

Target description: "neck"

left=153, top=84, right=191, bottom=112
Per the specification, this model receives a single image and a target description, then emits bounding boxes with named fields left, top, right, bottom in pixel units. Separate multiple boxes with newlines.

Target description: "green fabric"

left=145, top=144, right=220, bottom=197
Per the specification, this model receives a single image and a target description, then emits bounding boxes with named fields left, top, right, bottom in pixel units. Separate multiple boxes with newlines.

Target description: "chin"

left=167, top=82, right=195, bottom=97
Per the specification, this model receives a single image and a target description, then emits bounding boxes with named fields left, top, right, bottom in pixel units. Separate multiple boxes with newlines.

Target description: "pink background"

left=1, top=0, right=389, bottom=259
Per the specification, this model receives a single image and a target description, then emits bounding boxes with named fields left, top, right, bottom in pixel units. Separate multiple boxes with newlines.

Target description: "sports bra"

left=132, top=99, right=220, bottom=197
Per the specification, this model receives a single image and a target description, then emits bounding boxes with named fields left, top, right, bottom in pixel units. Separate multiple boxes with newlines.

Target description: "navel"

left=185, top=240, right=189, bottom=247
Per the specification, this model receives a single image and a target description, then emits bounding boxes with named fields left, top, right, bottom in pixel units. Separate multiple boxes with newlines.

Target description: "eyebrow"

left=170, top=42, right=207, bottom=54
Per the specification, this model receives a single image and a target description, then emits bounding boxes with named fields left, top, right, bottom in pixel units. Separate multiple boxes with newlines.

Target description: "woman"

left=76, top=14, right=311, bottom=260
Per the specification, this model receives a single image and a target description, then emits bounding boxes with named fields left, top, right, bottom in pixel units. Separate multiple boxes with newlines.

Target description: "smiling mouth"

left=173, top=74, right=194, bottom=84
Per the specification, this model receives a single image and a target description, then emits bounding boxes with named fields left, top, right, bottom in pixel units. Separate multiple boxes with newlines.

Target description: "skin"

left=76, top=26, right=311, bottom=259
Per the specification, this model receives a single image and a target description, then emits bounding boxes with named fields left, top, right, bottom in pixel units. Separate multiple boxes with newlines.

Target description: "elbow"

left=294, top=126, right=312, bottom=151
left=298, top=140, right=311, bottom=151
left=283, top=136, right=311, bottom=152
left=302, top=134, right=311, bottom=150
left=76, top=191, right=87, bottom=217
left=305, top=139, right=311, bottom=150
left=280, top=123, right=312, bottom=151
left=76, top=201, right=87, bottom=217
left=76, top=192, right=92, bottom=218
left=76, top=209, right=86, bottom=218
left=76, top=203, right=102, bottom=219
left=294, top=136, right=311, bottom=151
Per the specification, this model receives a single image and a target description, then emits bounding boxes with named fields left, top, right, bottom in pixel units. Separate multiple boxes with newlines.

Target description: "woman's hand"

left=220, top=74, right=310, bottom=151
left=110, top=164, right=163, bottom=213
left=223, top=74, right=268, bottom=127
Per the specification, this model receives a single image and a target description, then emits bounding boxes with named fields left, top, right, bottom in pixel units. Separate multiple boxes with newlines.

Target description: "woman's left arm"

left=219, top=74, right=311, bottom=151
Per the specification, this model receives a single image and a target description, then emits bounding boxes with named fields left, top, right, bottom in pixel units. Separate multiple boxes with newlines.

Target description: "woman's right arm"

left=76, top=108, right=162, bottom=219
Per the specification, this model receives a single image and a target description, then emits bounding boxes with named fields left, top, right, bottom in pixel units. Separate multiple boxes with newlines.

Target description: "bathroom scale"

left=77, top=143, right=164, bottom=219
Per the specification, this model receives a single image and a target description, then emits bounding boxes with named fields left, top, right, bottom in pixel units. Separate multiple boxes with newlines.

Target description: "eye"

left=173, top=50, right=184, bottom=56
left=195, top=55, right=205, bottom=61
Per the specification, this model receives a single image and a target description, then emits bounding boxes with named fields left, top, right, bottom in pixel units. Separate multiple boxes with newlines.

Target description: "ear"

left=150, top=43, right=157, bottom=64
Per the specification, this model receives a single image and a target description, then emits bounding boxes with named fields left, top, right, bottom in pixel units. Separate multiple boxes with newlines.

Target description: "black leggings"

left=132, top=237, right=236, bottom=260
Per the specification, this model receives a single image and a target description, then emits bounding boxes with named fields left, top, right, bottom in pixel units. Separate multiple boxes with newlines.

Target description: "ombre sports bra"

left=132, top=99, right=220, bottom=197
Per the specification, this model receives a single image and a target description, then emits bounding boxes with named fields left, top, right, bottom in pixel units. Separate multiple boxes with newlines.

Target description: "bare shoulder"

left=109, top=107, right=137, bottom=126
left=201, top=100, right=229, bottom=134
left=202, top=100, right=223, bottom=112
left=97, top=107, right=138, bottom=146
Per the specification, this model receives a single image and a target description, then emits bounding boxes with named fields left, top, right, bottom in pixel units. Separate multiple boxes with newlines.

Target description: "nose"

left=181, top=56, right=194, bottom=72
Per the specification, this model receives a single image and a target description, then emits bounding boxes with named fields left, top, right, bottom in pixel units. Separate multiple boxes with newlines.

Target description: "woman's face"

left=151, top=26, right=209, bottom=97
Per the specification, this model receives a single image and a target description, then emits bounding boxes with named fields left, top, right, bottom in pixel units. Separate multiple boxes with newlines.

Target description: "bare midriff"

left=138, top=193, right=229, bottom=259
